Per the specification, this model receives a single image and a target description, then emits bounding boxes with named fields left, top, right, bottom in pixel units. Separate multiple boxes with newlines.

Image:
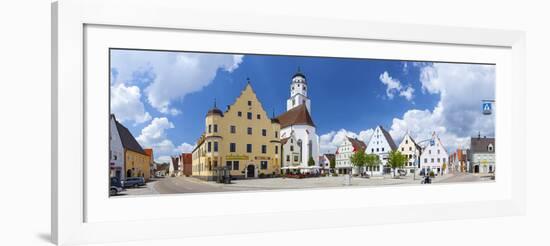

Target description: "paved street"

left=116, top=172, right=491, bottom=196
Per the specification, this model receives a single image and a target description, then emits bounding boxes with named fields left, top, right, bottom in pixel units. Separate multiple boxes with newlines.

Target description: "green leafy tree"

left=387, top=150, right=407, bottom=177
left=442, top=163, right=447, bottom=175
left=350, top=151, right=367, bottom=175
left=365, top=154, right=380, bottom=177
left=329, top=157, right=336, bottom=170
left=308, top=156, right=315, bottom=166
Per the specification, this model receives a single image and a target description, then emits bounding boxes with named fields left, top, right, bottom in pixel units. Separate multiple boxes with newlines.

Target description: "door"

left=247, top=164, right=255, bottom=178
left=474, top=165, right=479, bottom=173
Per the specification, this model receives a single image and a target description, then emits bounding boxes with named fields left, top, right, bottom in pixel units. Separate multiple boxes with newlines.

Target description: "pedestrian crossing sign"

left=482, top=102, right=492, bottom=115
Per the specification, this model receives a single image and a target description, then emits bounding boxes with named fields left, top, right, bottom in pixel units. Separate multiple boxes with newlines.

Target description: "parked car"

left=123, top=177, right=146, bottom=188
left=110, top=177, right=124, bottom=196
left=397, top=169, right=407, bottom=176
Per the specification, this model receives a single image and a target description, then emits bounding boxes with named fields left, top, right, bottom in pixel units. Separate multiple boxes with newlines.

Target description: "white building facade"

left=419, top=132, right=449, bottom=175
left=281, top=131, right=302, bottom=173
left=277, top=70, right=320, bottom=168
left=397, top=133, right=421, bottom=175
left=365, top=125, right=397, bottom=175
left=319, top=154, right=334, bottom=170
left=109, top=115, right=125, bottom=180
left=470, top=136, right=495, bottom=174
left=335, top=137, right=367, bottom=174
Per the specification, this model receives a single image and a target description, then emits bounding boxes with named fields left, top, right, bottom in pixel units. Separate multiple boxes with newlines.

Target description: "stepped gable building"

left=191, top=81, right=281, bottom=180
left=365, top=125, right=397, bottom=175
left=276, top=69, right=320, bottom=169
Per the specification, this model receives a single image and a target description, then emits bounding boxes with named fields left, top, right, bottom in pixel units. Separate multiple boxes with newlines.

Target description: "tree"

left=350, top=151, right=366, bottom=175
left=442, top=163, right=447, bottom=175
left=387, top=150, right=407, bottom=178
left=329, top=157, right=336, bottom=170
left=365, top=154, right=380, bottom=177
left=308, top=156, right=315, bottom=166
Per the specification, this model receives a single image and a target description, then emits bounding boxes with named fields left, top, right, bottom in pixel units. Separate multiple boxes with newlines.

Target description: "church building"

left=276, top=69, right=320, bottom=169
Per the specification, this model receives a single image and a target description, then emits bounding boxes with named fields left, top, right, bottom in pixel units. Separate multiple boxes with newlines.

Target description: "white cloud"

left=379, top=71, right=402, bottom=99
left=319, top=128, right=374, bottom=154
left=402, top=62, right=409, bottom=74
left=111, top=50, right=244, bottom=115
left=176, top=142, right=196, bottom=153
left=135, top=117, right=198, bottom=162
left=399, top=86, right=415, bottom=101
left=155, top=155, right=172, bottom=164
left=388, top=63, right=495, bottom=151
left=110, top=83, right=151, bottom=124
left=136, top=117, right=175, bottom=155
left=379, top=71, right=414, bottom=101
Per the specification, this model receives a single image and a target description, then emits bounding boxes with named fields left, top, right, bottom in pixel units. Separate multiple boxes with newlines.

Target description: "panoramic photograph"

left=108, top=49, right=496, bottom=196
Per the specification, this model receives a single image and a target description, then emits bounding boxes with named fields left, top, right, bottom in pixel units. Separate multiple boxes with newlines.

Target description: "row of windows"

left=285, top=155, right=299, bottom=162
left=291, top=83, right=307, bottom=90
left=371, top=147, right=385, bottom=152
left=219, top=161, right=268, bottom=171
left=291, top=98, right=307, bottom=106
left=209, top=124, right=278, bottom=138
left=423, top=157, right=447, bottom=164
left=225, top=161, right=240, bottom=170
left=196, top=160, right=272, bottom=172
left=227, top=143, right=278, bottom=154
left=427, top=149, right=442, bottom=154
left=236, top=105, right=262, bottom=120
left=401, top=146, right=415, bottom=152
left=203, top=141, right=279, bottom=154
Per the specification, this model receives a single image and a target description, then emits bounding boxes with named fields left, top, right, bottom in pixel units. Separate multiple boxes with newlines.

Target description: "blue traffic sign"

left=482, top=102, right=492, bottom=115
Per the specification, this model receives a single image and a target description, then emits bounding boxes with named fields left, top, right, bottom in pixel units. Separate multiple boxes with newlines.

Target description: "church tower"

left=286, top=68, right=311, bottom=112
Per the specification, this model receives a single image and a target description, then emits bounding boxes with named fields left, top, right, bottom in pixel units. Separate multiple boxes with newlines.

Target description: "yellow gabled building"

left=192, top=82, right=281, bottom=180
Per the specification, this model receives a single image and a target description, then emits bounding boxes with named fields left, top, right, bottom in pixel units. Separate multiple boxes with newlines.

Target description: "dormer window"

left=488, top=144, right=494, bottom=152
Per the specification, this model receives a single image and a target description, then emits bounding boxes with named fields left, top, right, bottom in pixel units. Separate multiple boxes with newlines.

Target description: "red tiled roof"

left=275, top=104, right=315, bottom=128
left=347, top=137, right=367, bottom=152
left=144, top=148, right=153, bottom=157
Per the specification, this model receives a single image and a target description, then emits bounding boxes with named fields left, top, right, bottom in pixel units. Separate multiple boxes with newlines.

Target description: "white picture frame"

left=52, top=0, right=526, bottom=245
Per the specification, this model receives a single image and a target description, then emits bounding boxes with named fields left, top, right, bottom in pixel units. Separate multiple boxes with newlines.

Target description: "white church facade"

left=276, top=69, right=320, bottom=169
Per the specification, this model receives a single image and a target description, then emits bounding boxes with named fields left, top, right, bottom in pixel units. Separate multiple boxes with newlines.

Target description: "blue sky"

left=110, top=49, right=495, bottom=163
